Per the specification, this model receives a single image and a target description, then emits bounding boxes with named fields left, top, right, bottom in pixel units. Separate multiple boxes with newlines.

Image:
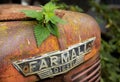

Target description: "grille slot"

left=71, top=57, right=100, bottom=82
left=88, top=71, right=100, bottom=82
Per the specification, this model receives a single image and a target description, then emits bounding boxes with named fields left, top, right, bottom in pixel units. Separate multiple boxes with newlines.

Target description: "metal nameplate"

left=13, top=37, right=95, bottom=79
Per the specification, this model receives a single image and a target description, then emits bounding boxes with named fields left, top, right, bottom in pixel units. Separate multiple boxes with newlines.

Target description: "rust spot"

left=23, top=65, right=29, bottom=73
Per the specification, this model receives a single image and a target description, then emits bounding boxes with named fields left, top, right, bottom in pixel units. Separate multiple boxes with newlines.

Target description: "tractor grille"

left=63, top=54, right=100, bottom=82
left=72, top=60, right=100, bottom=82
left=71, top=55, right=100, bottom=82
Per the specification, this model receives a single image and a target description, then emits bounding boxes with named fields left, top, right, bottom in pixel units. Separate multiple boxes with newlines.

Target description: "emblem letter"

left=61, top=52, right=70, bottom=63
left=39, top=59, right=48, bottom=70
left=71, top=49, right=77, bottom=59
left=50, top=56, right=58, bottom=66
left=29, top=61, right=37, bottom=72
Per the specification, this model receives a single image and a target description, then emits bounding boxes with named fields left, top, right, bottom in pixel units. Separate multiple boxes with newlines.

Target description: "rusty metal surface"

left=0, top=4, right=101, bottom=82
left=0, top=4, right=64, bottom=21
left=0, top=4, right=40, bottom=21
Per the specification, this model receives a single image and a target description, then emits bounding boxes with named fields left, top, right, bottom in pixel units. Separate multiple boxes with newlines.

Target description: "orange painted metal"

left=0, top=4, right=101, bottom=82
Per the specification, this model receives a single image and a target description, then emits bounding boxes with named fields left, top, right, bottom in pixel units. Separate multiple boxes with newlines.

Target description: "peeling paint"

left=26, top=39, right=30, bottom=45
left=0, top=25, right=8, bottom=36
left=0, top=41, right=4, bottom=46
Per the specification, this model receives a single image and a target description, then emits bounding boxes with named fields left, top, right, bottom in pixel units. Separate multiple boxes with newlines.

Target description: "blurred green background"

left=0, top=0, right=120, bottom=82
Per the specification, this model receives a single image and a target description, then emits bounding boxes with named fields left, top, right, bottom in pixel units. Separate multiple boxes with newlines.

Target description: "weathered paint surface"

left=0, top=5, right=100, bottom=82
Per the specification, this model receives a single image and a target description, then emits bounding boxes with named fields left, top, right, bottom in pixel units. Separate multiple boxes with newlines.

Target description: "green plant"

left=22, top=2, right=65, bottom=46
left=101, top=39, right=120, bottom=82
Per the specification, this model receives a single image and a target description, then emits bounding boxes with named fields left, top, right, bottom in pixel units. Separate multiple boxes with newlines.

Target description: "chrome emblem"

left=13, top=37, right=95, bottom=79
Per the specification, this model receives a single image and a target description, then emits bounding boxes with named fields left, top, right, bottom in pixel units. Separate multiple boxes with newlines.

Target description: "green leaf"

left=50, top=15, right=66, bottom=24
left=21, top=10, right=43, bottom=21
left=47, top=23, right=59, bottom=37
left=34, top=24, right=50, bottom=46
left=43, top=2, right=58, bottom=12
left=43, top=12, right=55, bottom=23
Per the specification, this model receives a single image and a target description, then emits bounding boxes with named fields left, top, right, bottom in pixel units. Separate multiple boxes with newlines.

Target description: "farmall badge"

left=13, top=37, right=95, bottom=79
